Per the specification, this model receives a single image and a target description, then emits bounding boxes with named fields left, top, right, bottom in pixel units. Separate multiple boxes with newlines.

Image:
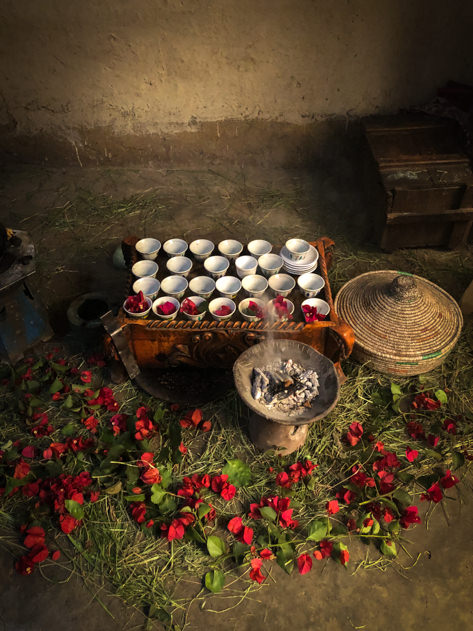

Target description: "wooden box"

left=103, top=237, right=354, bottom=402
left=362, top=114, right=473, bottom=250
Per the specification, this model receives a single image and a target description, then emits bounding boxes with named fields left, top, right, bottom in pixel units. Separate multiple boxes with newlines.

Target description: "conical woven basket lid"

left=334, top=271, right=463, bottom=363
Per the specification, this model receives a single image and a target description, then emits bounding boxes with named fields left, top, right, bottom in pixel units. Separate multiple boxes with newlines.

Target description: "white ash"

left=251, top=358, right=319, bottom=415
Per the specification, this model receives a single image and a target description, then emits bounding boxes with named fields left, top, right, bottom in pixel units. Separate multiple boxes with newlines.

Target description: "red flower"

left=52, top=392, right=62, bottom=401
left=400, top=506, right=421, bottom=528
left=412, top=392, right=441, bottom=410
left=166, top=519, right=185, bottom=541
left=275, top=471, right=291, bottom=488
left=326, top=499, right=339, bottom=514
left=440, top=470, right=460, bottom=489
left=297, top=553, right=313, bottom=575
left=130, top=502, right=147, bottom=524
left=405, top=447, right=419, bottom=462
left=249, top=557, right=266, bottom=583
left=383, top=507, right=395, bottom=523
left=21, top=446, right=36, bottom=459
left=443, top=419, right=457, bottom=435
left=211, top=474, right=236, bottom=501
left=59, top=514, right=80, bottom=534
left=313, top=539, right=333, bottom=560
left=51, top=550, right=61, bottom=561
left=339, top=549, right=349, bottom=565
left=350, top=466, right=376, bottom=488
left=375, top=441, right=385, bottom=453
left=406, top=421, right=425, bottom=441
left=24, top=526, right=46, bottom=548
left=110, top=413, right=128, bottom=436
left=179, top=409, right=211, bottom=432
left=140, top=466, right=162, bottom=486
left=135, top=417, right=156, bottom=441
left=346, top=422, right=363, bottom=447
left=259, top=548, right=273, bottom=559
left=427, top=434, right=440, bottom=448
left=14, top=460, right=30, bottom=480
left=90, top=491, right=100, bottom=502
left=421, top=482, right=443, bottom=503
left=82, top=415, right=99, bottom=434
left=227, top=516, right=253, bottom=545
left=15, top=555, right=35, bottom=575
left=29, top=544, right=49, bottom=564
left=178, top=442, right=188, bottom=455
left=80, top=370, right=92, bottom=383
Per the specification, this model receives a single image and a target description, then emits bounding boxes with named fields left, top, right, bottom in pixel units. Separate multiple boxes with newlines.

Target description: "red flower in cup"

left=125, top=291, right=149, bottom=314
left=156, top=301, right=177, bottom=316
left=302, top=304, right=326, bottom=322
left=180, top=298, right=199, bottom=316
left=215, top=305, right=232, bottom=317
left=272, top=295, right=292, bottom=320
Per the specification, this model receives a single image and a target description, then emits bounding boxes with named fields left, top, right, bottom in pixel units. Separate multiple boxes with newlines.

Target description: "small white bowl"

left=301, top=298, right=330, bottom=322
left=258, top=253, right=283, bottom=277
left=123, top=296, right=152, bottom=319
left=188, top=275, right=216, bottom=299
left=189, top=239, right=214, bottom=261
left=163, top=238, right=188, bottom=258
left=218, top=239, right=243, bottom=260
left=152, top=296, right=180, bottom=320
left=135, top=238, right=161, bottom=260
left=166, top=256, right=193, bottom=277
left=204, top=255, right=230, bottom=279
left=235, top=255, right=258, bottom=279
left=238, top=297, right=266, bottom=322
left=297, top=273, right=325, bottom=298
left=248, top=239, right=272, bottom=257
left=268, top=273, right=295, bottom=297
left=285, top=238, right=310, bottom=262
left=241, top=274, right=268, bottom=297
left=180, top=295, right=207, bottom=321
left=209, top=297, right=236, bottom=321
left=132, top=277, right=160, bottom=300
left=132, top=260, right=159, bottom=279
left=161, top=275, right=188, bottom=300
left=216, top=275, right=242, bottom=299
left=267, top=297, right=295, bottom=321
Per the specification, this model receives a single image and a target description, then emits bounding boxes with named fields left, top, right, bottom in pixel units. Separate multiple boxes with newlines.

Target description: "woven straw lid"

left=334, top=271, right=463, bottom=374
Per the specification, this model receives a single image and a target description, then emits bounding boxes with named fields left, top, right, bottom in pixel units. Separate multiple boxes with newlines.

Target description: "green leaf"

left=185, top=526, right=206, bottom=544
left=50, top=361, right=68, bottom=373
left=207, top=535, right=227, bottom=558
left=390, top=383, right=402, bottom=396
left=157, top=495, right=177, bottom=515
left=380, top=498, right=400, bottom=515
left=153, top=407, right=165, bottom=424
left=388, top=520, right=401, bottom=535
left=276, top=549, right=294, bottom=575
left=150, top=486, right=166, bottom=504
left=197, top=503, right=211, bottom=519
left=124, top=493, right=145, bottom=502
left=259, top=506, right=277, bottom=522
left=126, top=466, right=139, bottom=484
left=26, top=380, right=40, bottom=392
left=435, top=389, right=448, bottom=404
left=205, top=569, right=225, bottom=593
left=380, top=539, right=397, bottom=558
left=65, top=499, right=84, bottom=520
left=64, top=394, right=73, bottom=409
left=307, top=518, right=328, bottom=542
left=222, top=459, right=252, bottom=487
left=452, top=451, right=465, bottom=470
left=104, top=480, right=122, bottom=495
left=61, top=422, right=76, bottom=437
left=232, top=541, right=248, bottom=564
left=159, top=467, right=173, bottom=490
left=4, top=475, right=28, bottom=496
left=49, top=377, right=63, bottom=394
left=393, top=488, right=412, bottom=507
left=396, top=471, right=415, bottom=483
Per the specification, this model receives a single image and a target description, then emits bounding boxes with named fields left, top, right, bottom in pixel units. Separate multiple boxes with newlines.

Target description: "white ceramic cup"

left=268, top=273, right=295, bottom=297
left=166, top=256, right=193, bottom=277
left=189, top=239, right=214, bottom=261
left=204, top=255, right=230, bottom=279
left=188, top=275, right=216, bottom=298
left=131, top=260, right=159, bottom=279
left=123, top=296, right=152, bottom=319
left=297, top=273, right=325, bottom=298
left=285, top=238, right=310, bottom=262
left=180, top=295, right=207, bottom=321
left=235, top=255, right=258, bottom=279
left=267, top=297, right=295, bottom=320
left=135, top=238, right=161, bottom=260
left=238, top=297, right=266, bottom=322
left=301, top=297, right=330, bottom=321
left=218, top=239, right=243, bottom=260
left=248, top=239, right=272, bottom=257
left=209, top=297, right=236, bottom=321
left=132, top=277, right=161, bottom=300
left=163, top=238, right=188, bottom=258
left=258, top=253, right=283, bottom=277
left=241, top=274, right=268, bottom=297
left=160, top=275, right=188, bottom=299
left=152, top=296, right=180, bottom=320
left=216, top=275, right=242, bottom=299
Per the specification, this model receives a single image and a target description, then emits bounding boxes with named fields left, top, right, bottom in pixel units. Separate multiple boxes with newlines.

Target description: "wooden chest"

left=362, top=114, right=473, bottom=250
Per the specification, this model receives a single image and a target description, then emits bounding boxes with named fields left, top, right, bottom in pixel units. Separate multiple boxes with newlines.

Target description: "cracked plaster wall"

left=1, top=0, right=473, bottom=165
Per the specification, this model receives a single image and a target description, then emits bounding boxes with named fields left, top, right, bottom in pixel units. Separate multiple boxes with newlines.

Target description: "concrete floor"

left=1, top=163, right=473, bottom=631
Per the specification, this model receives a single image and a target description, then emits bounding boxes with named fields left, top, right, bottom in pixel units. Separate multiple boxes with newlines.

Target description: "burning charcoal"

left=251, top=368, right=270, bottom=401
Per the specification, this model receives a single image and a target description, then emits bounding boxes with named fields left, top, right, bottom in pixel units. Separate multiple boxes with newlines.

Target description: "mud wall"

left=1, top=0, right=472, bottom=166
